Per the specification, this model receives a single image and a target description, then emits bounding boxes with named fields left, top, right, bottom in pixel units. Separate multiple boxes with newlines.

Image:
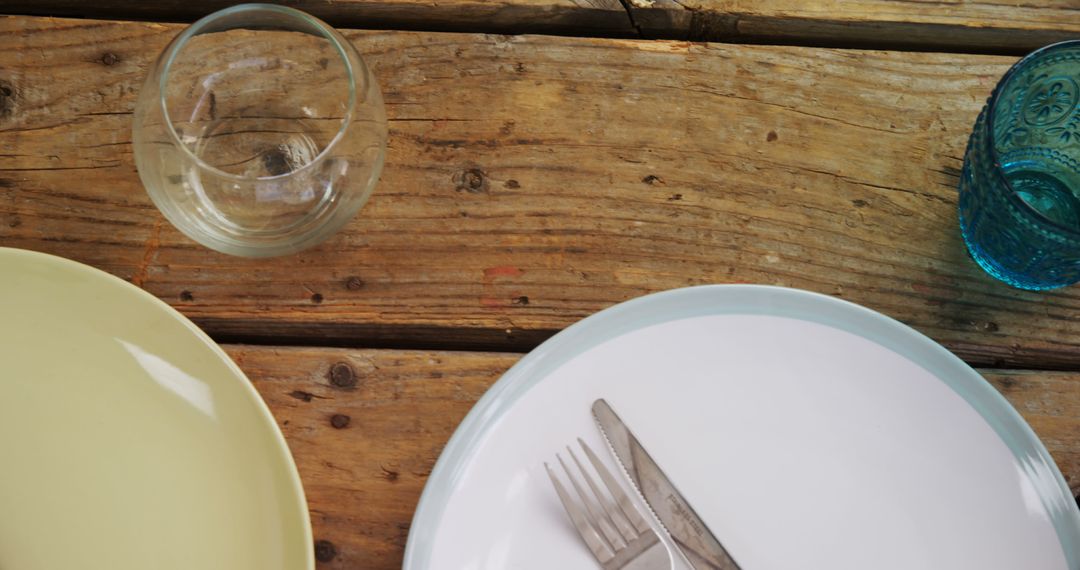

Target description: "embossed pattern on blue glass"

left=959, top=41, right=1080, bottom=290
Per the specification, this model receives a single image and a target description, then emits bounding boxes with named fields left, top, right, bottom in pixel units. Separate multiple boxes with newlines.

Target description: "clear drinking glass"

left=958, top=40, right=1080, bottom=290
left=133, top=4, right=387, bottom=257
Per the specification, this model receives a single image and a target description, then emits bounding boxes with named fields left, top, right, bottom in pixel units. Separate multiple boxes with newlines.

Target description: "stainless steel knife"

left=592, top=398, right=742, bottom=570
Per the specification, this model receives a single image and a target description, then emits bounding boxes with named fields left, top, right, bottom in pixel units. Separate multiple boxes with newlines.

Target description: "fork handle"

left=610, top=541, right=673, bottom=570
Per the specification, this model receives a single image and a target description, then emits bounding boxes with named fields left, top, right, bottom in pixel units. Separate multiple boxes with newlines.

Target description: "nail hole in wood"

left=329, top=362, right=357, bottom=389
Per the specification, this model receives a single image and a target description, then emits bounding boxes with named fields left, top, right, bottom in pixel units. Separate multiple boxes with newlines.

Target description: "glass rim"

left=986, top=39, right=1080, bottom=237
left=157, top=3, right=358, bottom=182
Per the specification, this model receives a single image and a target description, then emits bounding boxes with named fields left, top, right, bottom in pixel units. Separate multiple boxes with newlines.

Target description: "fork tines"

left=545, top=438, right=659, bottom=567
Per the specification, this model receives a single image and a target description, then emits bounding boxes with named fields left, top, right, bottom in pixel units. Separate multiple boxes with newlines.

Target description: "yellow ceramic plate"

left=0, top=248, right=313, bottom=570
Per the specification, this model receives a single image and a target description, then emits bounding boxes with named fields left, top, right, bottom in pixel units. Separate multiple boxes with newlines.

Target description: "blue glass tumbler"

left=958, top=40, right=1080, bottom=290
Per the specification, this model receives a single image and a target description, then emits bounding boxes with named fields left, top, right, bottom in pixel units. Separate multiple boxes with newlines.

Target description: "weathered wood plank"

left=626, top=0, right=1080, bottom=53
left=2, top=16, right=1080, bottom=368
left=5, top=0, right=1078, bottom=53
left=233, top=346, right=515, bottom=569
left=232, top=345, right=1080, bottom=568
left=2, top=0, right=637, bottom=37
left=986, top=369, right=1080, bottom=501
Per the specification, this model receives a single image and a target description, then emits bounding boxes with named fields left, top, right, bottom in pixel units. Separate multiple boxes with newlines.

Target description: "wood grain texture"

left=230, top=346, right=516, bottom=569
left=985, top=369, right=1080, bottom=502
left=2, top=0, right=636, bottom=37
left=231, top=345, right=1080, bottom=568
left=626, top=0, right=1080, bottom=53
left=5, top=0, right=1079, bottom=53
left=3, top=16, right=1080, bottom=367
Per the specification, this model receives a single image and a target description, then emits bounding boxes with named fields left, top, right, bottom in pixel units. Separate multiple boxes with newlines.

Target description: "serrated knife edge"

left=592, top=398, right=742, bottom=570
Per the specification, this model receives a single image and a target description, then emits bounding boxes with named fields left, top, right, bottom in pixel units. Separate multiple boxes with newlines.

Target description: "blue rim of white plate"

left=403, top=285, right=1080, bottom=569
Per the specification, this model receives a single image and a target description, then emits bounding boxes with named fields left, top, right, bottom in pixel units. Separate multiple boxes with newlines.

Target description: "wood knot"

left=310, top=292, right=324, bottom=304
left=314, top=540, right=337, bottom=563
left=454, top=168, right=488, bottom=193
left=381, top=465, right=400, bottom=482
left=345, top=275, right=365, bottom=290
left=330, top=414, right=351, bottom=429
left=504, top=179, right=520, bottom=189
left=979, top=321, right=999, bottom=332
left=464, top=170, right=484, bottom=190
left=179, top=290, right=194, bottom=302
left=328, top=362, right=357, bottom=388
left=766, top=130, right=778, bottom=142
left=0, top=80, right=15, bottom=118
left=642, top=174, right=664, bottom=185
left=100, top=52, right=121, bottom=66
left=262, top=147, right=294, bottom=176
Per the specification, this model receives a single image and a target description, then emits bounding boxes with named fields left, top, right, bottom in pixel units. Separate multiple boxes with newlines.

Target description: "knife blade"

left=592, top=398, right=742, bottom=570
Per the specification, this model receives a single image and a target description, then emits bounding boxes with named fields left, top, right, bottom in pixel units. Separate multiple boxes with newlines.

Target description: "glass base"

left=960, top=212, right=1074, bottom=291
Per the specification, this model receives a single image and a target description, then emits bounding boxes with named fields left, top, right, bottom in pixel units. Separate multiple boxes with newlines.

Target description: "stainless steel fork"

left=546, top=438, right=672, bottom=570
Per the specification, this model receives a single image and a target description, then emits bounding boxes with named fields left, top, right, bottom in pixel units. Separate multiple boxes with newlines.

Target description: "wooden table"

left=2, top=2, right=1079, bottom=567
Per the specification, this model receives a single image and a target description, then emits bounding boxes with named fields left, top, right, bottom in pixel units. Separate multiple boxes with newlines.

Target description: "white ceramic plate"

left=0, top=248, right=313, bottom=570
left=405, top=285, right=1080, bottom=570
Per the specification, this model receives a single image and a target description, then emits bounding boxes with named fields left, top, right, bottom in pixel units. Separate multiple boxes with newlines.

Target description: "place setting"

left=1, top=3, right=1079, bottom=569
left=404, top=285, right=1080, bottom=569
